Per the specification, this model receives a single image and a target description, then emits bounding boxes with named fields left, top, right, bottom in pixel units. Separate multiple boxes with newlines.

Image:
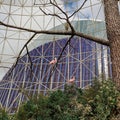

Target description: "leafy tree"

left=15, top=94, right=51, bottom=120
left=14, top=79, right=120, bottom=120
left=0, top=108, right=9, bottom=120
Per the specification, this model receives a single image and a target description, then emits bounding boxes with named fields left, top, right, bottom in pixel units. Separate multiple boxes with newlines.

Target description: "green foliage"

left=47, top=86, right=77, bottom=120
left=1, top=78, right=120, bottom=120
left=91, top=80, right=119, bottom=120
left=0, top=108, right=9, bottom=120
left=15, top=94, right=51, bottom=120
left=78, top=79, right=120, bottom=120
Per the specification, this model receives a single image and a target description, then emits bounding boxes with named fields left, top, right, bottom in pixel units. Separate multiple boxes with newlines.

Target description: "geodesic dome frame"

left=0, top=0, right=114, bottom=113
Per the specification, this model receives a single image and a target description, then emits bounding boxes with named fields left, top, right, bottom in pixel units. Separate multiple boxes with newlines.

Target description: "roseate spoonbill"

left=49, top=58, right=57, bottom=65
left=68, top=76, right=75, bottom=83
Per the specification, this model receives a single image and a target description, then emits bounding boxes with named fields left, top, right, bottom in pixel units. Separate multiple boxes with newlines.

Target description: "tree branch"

left=7, top=33, right=37, bottom=77
left=47, top=35, right=74, bottom=83
left=25, top=45, right=33, bottom=80
left=0, top=21, right=109, bottom=46
left=39, top=0, right=75, bottom=32
left=68, top=0, right=88, bottom=18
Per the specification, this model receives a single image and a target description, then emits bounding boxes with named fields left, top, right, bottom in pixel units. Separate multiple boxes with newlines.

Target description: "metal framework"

left=0, top=0, right=114, bottom=113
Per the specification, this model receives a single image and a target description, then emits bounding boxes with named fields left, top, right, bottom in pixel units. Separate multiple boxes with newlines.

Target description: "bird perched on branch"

left=64, top=22, right=69, bottom=31
left=49, top=58, right=57, bottom=65
left=68, top=76, right=75, bottom=83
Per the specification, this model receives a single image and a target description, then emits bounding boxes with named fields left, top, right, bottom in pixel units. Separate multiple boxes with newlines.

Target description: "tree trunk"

left=104, top=0, right=120, bottom=87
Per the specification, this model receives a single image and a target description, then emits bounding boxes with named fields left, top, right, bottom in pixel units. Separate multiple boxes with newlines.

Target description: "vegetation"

left=0, top=108, right=9, bottom=120
left=1, top=79, right=120, bottom=120
left=0, top=0, right=120, bottom=86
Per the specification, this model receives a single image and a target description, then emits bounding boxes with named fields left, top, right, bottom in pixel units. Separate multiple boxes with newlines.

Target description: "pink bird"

left=68, top=76, right=75, bottom=83
left=49, top=58, right=57, bottom=65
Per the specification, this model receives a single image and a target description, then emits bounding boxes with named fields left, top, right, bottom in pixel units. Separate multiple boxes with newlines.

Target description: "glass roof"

left=0, top=0, right=119, bottom=80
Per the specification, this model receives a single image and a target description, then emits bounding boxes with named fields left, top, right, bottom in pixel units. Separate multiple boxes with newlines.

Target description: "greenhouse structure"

left=0, top=0, right=113, bottom=113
